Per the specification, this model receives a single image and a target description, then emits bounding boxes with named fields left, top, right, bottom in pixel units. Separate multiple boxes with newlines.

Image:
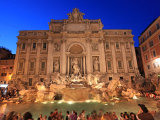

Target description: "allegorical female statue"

left=53, top=60, right=59, bottom=72
left=93, top=57, right=99, bottom=72
left=72, top=58, right=80, bottom=75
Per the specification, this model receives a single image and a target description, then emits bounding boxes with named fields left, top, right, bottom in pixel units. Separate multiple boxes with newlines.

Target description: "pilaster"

left=86, top=38, right=92, bottom=73
left=111, top=42, right=117, bottom=73
left=47, top=39, right=53, bottom=74
left=99, top=39, right=106, bottom=73
left=121, top=42, right=128, bottom=73
left=24, top=41, right=30, bottom=75
left=60, top=39, right=66, bottom=74
left=13, top=42, right=20, bottom=75
left=35, top=41, right=41, bottom=75
left=131, top=42, right=138, bottom=73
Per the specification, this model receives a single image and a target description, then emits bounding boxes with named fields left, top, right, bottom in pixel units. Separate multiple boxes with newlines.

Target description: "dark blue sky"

left=0, top=0, right=160, bottom=54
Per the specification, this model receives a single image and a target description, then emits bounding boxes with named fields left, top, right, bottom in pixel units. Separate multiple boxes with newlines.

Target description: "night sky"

left=0, top=0, right=160, bottom=54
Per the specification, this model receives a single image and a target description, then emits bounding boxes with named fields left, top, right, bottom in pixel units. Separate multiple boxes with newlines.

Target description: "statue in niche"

left=54, top=43, right=60, bottom=51
left=53, top=60, right=59, bottom=72
left=72, top=58, right=80, bottom=75
left=93, top=57, right=99, bottom=72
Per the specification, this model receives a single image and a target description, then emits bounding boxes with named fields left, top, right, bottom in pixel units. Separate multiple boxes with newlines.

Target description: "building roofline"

left=140, top=16, right=160, bottom=36
left=19, top=30, right=49, bottom=32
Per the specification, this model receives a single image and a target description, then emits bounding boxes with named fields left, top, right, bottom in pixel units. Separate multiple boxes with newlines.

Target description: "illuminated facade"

left=0, top=57, right=15, bottom=84
left=12, top=8, right=138, bottom=88
left=139, top=16, right=160, bottom=77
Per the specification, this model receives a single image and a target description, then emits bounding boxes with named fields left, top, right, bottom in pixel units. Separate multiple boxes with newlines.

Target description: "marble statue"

left=72, top=58, right=80, bottom=75
left=93, top=57, right=99, bottom=72
left=53, top=60, right=59, bottom=72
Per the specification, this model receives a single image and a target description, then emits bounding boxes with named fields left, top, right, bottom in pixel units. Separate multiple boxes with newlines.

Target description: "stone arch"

left=67, top=42, right=86, bottom=54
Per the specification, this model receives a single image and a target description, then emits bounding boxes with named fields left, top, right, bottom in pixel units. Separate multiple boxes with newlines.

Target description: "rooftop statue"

left=67, top=8, right=84, bottom=23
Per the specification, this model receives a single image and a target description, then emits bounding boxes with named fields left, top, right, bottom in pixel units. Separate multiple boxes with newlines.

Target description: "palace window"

left=107, top=61, right=111, bottom=70
left=1, top=73, right=7, bottom=76
left=18, top=62, right=23, bottom=71
left=149, top=30, right=152, bottom=36
left=22, top=43, right=25, bottom=50
left=32, top=43, right=36, bottom=50
left=120, top=77, right=123, bottom=80
left=43, top=43, right=47, bottom=50
left=128, top=60, right=133, bottom=68
left=29, top=78, right=32, bottom=86
left=41, top=62, right=45, bottom=71
left=147, top=65, right=150, bottom=70
left=116, top=42, right=120, bottom=49
left=131, top=76, right=134, bottom=81
left=142, top=37, right=144, bottom=43
left=126, top=42, right=129, bottom=49
left=149, top=40, right=154, bottom=47
left=40, top=78, right=44, bottom=82
left=118, top=61, right=122, bottom=69
left=145, top=55, right=148, bottom=60
left=29, top=62, right=34, bottom=71
left=142, top=45, right=147, bottom=52
left=159, top=35, right=160, bottom=41
left=156, top=23, right=159, bottom=30
left=106, top=42, right=109, bottom=49
left=153, top=50, right=156, bottom=57
left=109, top=77, right=112, bottom=81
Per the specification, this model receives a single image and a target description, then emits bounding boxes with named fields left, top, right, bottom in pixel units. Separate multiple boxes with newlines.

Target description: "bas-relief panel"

left=91, top=43, right=99, bottom=51
left=53, top=43, right=60, bottom=52
left=66, top=24, right=86, bottom=31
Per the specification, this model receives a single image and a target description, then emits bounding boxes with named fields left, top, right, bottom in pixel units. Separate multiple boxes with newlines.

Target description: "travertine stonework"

left=12, top=8, right=138, bottom=89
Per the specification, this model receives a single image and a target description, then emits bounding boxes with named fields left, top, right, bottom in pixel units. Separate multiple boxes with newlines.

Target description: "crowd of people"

left=0, top=104, right=156, bottom=120
left=0, top=87, right=19, bottom=102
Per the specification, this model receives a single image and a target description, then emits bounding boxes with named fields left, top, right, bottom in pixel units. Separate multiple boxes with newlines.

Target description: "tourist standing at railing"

left=23, top=112, right=33, bottom=120
left=48, top=112, right=53, bottom=120
left=137, top=104, right=154, bottom=120
left=37, top=114, right=43, bottom=120
left=130, top=112, right=137, bottom=120
left=65, top=111, right=70, bottom=120
left=120, top=113, right=124, bottom=120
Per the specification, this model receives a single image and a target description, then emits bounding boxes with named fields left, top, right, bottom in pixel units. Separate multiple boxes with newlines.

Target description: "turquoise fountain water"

left=1, top=97, right=158, bottom=119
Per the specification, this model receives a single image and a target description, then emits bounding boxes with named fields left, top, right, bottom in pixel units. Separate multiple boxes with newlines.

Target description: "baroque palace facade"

left=12, top=8, right=138, bottom=88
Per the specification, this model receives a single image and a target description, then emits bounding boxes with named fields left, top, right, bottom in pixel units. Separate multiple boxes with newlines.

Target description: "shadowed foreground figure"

left=137, top=104, right=154, bottom=120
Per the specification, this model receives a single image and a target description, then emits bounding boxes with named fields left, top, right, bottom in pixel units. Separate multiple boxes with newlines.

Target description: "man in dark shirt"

left=137, top=104, right=154, bottom=120
left=48, top=112, right=53, bottom=120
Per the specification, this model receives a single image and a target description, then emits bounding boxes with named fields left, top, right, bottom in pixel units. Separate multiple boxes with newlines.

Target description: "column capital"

left=47, top=39, right=53, bottom=43
left=61, top=39, right=66, bottom=43
left=110, top=42, right=115, bottom=45
left=86, top=38, right=92, bottom=43
left=99, top=38, right=105, bottom=43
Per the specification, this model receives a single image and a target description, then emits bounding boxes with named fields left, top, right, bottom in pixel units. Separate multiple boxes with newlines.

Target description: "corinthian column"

left=86, top=38, right=92, bottom=74
left=99, top=39, right=106, bottom=73
left=35, top=41, right=41, bottom=75
left=13, top=42, right=20, bottom=75
left=60, top=39, right=66, bottom=74
left=121, top=42, right=128, bottom=73
left=47, top=39, right=53, bottom=74
left=131, top=42, right=138, bottom=72
left=24, top=41, right=30, bottom=75
left=111, top=42, right=117, bottom=73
